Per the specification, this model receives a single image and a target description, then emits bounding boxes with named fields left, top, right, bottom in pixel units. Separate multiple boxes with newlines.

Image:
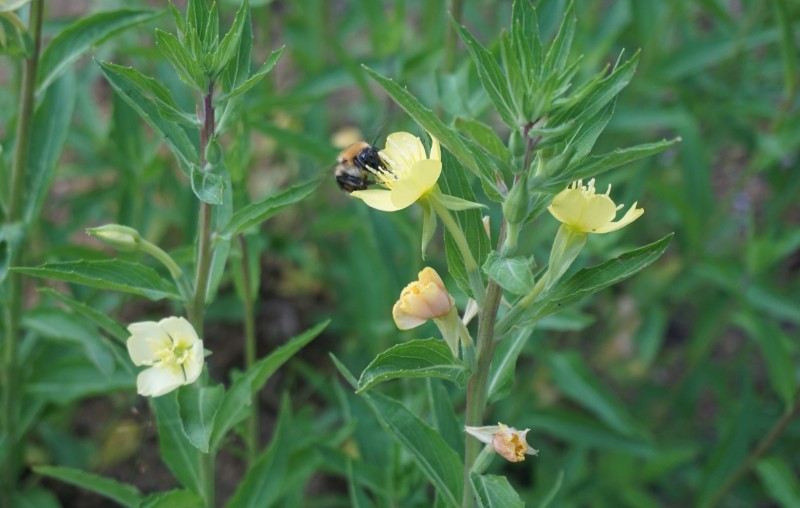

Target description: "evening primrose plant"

left=334, top=1, right=677, bottom=506
left=8, top=1, right=326, bottom=506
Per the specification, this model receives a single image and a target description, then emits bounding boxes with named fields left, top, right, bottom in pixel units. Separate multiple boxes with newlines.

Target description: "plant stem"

left=443, top=0, right=464, bottom=73
left=705, top=395, right=800, bottom=508
left=190, top=82, right=216, bottom=508
left=239, top=235, right=258, bottom=466
left=430, top=197, right=486, bottom=306
left=2, top=0, right=44, bottom=503
left=461, top=279, right=504, bottom=508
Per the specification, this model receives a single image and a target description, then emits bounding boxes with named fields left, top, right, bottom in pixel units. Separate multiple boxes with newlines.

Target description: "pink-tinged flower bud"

left=392, top=267, right=454, bottom=330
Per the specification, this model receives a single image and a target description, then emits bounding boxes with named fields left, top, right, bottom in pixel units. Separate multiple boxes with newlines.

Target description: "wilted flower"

left=126, top=317, right=204, bottom=397
left=351, top=131, right=441, bottom=212
left=465, top=423, right=538, bottom=463
left=393, top=267, right=453, bottom=329
left=548, top=179, right=643, bottom=234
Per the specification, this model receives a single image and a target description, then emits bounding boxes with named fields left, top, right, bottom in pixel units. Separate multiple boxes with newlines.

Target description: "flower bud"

left=502, top=174, right=529, bottom=225
left=393, top=267, right=454, bottom=330
left=87, top=224, right=142, bottom=252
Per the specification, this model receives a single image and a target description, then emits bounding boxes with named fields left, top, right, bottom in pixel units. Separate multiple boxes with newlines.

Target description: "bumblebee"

left=335, top=141, right=387, bottom=193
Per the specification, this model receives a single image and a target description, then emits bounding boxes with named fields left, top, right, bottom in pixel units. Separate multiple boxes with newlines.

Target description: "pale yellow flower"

left=393, top=267, right=453, bottom=330
left=465, top=423, right=538, bottom=463
left=351, top=131, right=441, bottom=212
left=548, top=179, right=643, bottom=234
left=126, top=317, right=204, bottom=397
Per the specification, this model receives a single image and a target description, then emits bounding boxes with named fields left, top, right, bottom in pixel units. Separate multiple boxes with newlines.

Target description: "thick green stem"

left=2, top=0, right=44, bottom=502
left=239, top=235, right=258, bottom=466
left=462, top=280, right=504, bottom=508
left=189, top=82, right=216, bottom=508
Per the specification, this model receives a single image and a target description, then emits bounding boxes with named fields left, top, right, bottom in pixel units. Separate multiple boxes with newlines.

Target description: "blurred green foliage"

left=0, top=0, right=798, bottom=506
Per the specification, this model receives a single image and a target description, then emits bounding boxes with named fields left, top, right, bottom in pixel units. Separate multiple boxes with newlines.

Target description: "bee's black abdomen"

left=336, top=172, right=370, bottom=192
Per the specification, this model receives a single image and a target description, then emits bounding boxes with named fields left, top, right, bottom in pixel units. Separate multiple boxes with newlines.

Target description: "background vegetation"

left=1, top=0, right=798, bottom=506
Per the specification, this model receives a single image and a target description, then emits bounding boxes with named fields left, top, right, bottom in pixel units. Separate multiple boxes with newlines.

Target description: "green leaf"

left=542, top=1, right=575, bottom=76
left=454, top=22, right=517, bottom=127
left=366, top=392, right=464, bottom=506
left=487, top=325, right=534, bottom=404
left=736, top=312, right=797, bottom=411
left=428, top=379, right=464, bottom=460
left=503, top=234, right=672, bottom=329
left=151, top=392, right=203, bottom=495
left=220, top=179, right=320, bottom=239
left=213, top=0, right=248, bottom=76
left=99, top=61, right=199, bottom=172
left=0, top=0, right=31, bottom=13
left=547, top=352, right=647, bottom=438
left=190, top=165, right=225, bottom=205
left=13, top=259, right=180, bottom=300
left=10, top=487, right=60, bottom=508
left=454, top=117, right=511, bottom=164
left=482, top=252, right=534, bottom=295
left=38, top=288, right=128, bottom=343
left=471, top=474, right=524, bottom=508
left=756, top=456, right=800, bottom=507
left=363, top=66, right=501, bottom=200
left=141, top=489, right=203, bottom=508
left=219, top=47, right=283, bottom=101
left=774, top=0, right=798, bottom=101
left=25, top=71, right=76, bottom=224
left=178, top=384, right=224, bottom=453
left=439, top=152, right=491, bottom=299
left=226, top=395, right=292, bottom=508
left=155, top=29, right=207, bottom=90
left=22, top=308, right=115, bottom=376
left=210, top=320, right=328, bottom=450
left=533, top=138, right=680, bottom=192
left=33, top=466, right=142, bottom=508
left=357, top=339, right=469, bottom=393
left=37, top=9, right=161, bottom=94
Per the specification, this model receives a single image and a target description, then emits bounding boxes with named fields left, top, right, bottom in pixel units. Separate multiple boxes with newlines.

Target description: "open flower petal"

left=548, top=179, right=643, bottom=234
left=350, top=188, right=399, bottom=211
left=593, top=202, right=645, bottom=233
left=383, top=131, right=427, bottom=170
left=126, top=316, right=205, bottom=397
left=390, top=159, right=442, bottom=210
left=127, top=321, right=170, bottom=365
left=429, top=135, right=441, bottom=161
left=137, top=366, right=184, bottom=397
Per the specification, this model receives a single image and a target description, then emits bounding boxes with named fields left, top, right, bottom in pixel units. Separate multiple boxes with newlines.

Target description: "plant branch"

left=2, top=0, right=45, bottom=502
left=239, top=235, right=258, bottom=466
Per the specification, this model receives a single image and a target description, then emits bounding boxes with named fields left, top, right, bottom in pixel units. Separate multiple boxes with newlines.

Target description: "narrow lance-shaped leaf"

left=357, top=339, right=469, bottom=393
left=37, top=9, right=161, bottom=94
left=155, top=28, right=207, bottom=91
left=219, top=47, right=284, bottom=102
left=13, top=259, right=180, bottom=301
left=220, top=179, right=320, bottom=239
left=99, top=61, right=199, bottom=173
left=471, top=474, right=524, bottom=508
left=453, top=21, right=517, bottom=127
left=25, top=71, right=76, bottom=224
left=210, top=320, right=329, bottom=450
left=151, top=392, right=203, bottom=495
left=33, top=466, right=142, bottom=508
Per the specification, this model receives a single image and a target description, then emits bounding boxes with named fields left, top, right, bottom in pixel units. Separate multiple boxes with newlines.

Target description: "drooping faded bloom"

left=350, top=131, right=441, bottom=212
left=465, top=423, right=538, bottom=463
left=548, top=179, right=643, bottom=234
left=126, top=316, right=204, bottom=397
left=393, top=267, right=453, bottom=330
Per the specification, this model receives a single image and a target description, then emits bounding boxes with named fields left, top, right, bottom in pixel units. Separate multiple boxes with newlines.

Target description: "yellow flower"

left=548, top=179, right=643, bottom=233
left=465, top=423, right=538, bottom=463
left=393, top=267, right=453, bottom=330
left=126, top=317, right=205, bottom=397
left=351, top=131, right=441, bottom=212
